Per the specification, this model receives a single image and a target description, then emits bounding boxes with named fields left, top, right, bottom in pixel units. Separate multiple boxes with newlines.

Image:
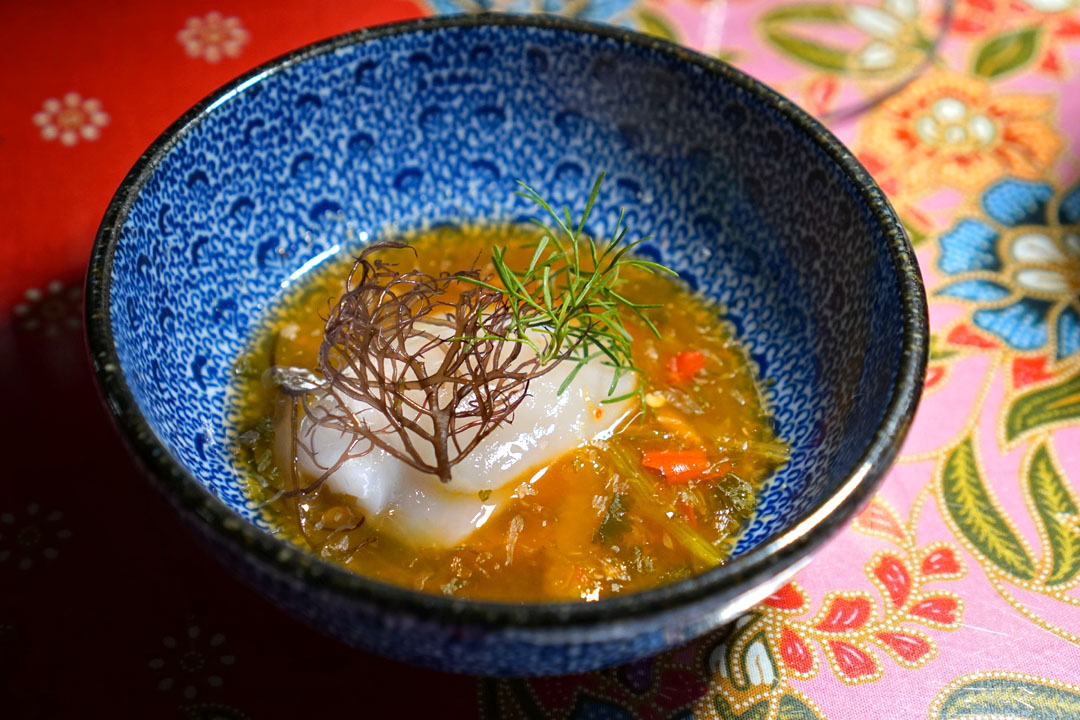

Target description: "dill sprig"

left=284, top=173, right=678, bottom=483
left=460, top=172, right=676, bottom=405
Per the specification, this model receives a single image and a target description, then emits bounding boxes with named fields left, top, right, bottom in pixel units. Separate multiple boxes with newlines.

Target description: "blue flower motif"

left=936, top=178, right=1080, bottom=360
left=426, top=0, right=639, bottom=25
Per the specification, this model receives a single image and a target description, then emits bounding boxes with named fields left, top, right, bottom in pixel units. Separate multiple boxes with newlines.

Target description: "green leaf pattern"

left=973, top=27, right=1042, bottom=79
left=760, top=4, right=852, bottom=72
left=715, top=697, right=771, bottom=720
left=764, top=30, right=850, bottom=71
left=1028, top=444, right=1080, bottom=586
left=776, top=694, right=821, bottom=720
left=942, top=437, right=1036, bottom=581
left=636, top=9, right=679, bottom=43
left=715, top=694, right=821, bottom=720
left=932, top=674, right=1080, bottom=719
left=1006, top=370, right=1080, bottom=442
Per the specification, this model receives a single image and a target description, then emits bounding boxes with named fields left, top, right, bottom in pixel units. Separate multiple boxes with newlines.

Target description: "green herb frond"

left=458, top=172, right=677, bottom=407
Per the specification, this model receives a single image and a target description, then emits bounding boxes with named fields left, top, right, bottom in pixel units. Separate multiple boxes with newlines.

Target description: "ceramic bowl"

left=86, top=14, right=927, bottom=676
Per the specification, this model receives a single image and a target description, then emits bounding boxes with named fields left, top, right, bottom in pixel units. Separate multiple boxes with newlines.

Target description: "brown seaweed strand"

left=309, top=241, right=555, bottom=483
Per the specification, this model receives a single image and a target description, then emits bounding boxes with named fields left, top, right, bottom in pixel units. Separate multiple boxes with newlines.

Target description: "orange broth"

left=230, top=225, right=787, bottom=602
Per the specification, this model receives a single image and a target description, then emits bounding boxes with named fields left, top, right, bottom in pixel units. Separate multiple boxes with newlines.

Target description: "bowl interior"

left=105, top=21, right=904, bottom=559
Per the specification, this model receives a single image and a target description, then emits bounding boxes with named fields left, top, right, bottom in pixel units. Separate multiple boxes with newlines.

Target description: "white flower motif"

left=912, top=97, right=998, bottom=150
left=708, top=614, right=779, bottom=687
left=12, top=281, right=82, bottom=335
left=858, top=42, right=899, bottom=70
left=0, top=503, right=72, bottom=571
left=709, top=631, right=778, bottom=686
left=177, top=12, right=249, bottom=63
left=1007, top=232, right=1080, bottom=296
left=743, top=637, right=778, bottom=686
left=847, top=0, right=922, bottom=71
left=149, top=624, right=235, bottom=701
left=849, top=5, right=906, bottom=39
left=32, top=93, right=109, bottom=147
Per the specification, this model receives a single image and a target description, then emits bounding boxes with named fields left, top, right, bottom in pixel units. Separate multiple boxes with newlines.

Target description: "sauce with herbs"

left=231, top=225, right=787, bottom=602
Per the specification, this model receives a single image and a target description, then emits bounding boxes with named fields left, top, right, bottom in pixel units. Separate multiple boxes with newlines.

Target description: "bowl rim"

left=86, top=12, right=928, bottom=631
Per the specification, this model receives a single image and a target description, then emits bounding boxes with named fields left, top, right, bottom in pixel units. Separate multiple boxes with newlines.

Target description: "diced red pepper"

left=666, top=351, right=707, bottom=383
left=641, top=449, right=710, bottom=484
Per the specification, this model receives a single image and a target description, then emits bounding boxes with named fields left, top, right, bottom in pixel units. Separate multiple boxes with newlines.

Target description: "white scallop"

left=1010, top=232, right=1067, bottom=264
left=932, top=97, right=967, bottom=124
left=280, top=338, right=635, bottom=547
left=1014, top=268, right=1070, bottom=294
left=1063, top=233, right=1080, bottom=257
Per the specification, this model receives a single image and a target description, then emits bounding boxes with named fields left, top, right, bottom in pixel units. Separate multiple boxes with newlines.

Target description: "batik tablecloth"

left=3, top=1, right=1079, bottom=717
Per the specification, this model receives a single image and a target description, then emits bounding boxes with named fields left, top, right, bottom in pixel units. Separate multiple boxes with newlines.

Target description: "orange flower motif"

left=860, top=72, right=1062, bottom=195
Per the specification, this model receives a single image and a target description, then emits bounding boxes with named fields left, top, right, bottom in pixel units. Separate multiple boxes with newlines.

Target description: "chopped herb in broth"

left=230, top=180, right=787, bottom=603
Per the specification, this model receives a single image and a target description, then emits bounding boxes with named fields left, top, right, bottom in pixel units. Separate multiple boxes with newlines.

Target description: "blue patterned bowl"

left=86, top=15, right=927, bottom=676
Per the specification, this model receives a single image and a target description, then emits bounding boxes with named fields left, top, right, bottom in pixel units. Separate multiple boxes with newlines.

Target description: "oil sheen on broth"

left=231, top=225, right=787, bottom=602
